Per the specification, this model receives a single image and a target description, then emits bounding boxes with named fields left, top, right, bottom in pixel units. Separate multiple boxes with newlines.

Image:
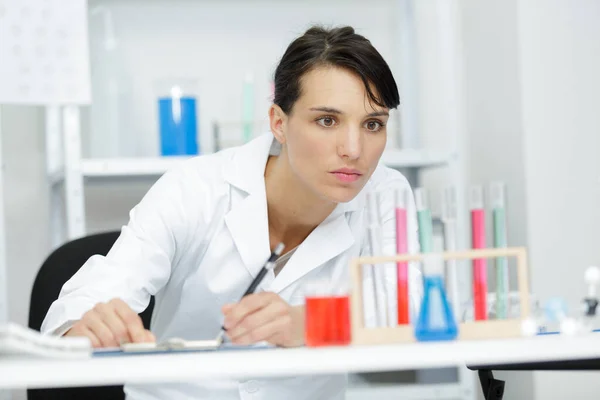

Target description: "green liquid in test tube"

left=242, top=72, right=255, bottom=143
left=491, top=182, right=509, bottom=319
left=415, top=188, right=433, bottom=253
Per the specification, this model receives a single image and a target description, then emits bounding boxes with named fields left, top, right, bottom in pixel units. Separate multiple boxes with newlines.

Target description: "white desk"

left=2, top=334, right=600, bottom=390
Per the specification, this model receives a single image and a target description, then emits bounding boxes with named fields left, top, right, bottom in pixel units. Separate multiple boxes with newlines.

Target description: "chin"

left=321, top=186, right=361, bottom=204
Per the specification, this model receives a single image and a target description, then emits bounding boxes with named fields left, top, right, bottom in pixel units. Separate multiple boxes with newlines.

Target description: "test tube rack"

left=349, top=247, right=530, bottom=345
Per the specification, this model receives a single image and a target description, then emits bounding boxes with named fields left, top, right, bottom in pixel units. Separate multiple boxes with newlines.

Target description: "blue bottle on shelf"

left=415, top=255, right=459, bottom=342
left=158, top=86, right=199, bottom=156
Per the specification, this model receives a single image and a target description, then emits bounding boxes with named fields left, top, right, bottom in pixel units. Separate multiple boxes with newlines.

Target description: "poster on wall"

left=0, top=0, right=91, bottom=105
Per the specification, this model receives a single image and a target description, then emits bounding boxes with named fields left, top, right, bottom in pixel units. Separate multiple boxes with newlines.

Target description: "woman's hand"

left=222, top=292, right=305, bottom=347
left=64, top=298, right=155, bottom=348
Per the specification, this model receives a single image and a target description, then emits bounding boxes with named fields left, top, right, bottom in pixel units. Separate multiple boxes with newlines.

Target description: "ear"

left=269, top=104, right=287, bottom=144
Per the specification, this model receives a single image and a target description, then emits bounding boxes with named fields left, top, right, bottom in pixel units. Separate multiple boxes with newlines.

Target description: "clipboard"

left=93, top=338, right=274, bottom=357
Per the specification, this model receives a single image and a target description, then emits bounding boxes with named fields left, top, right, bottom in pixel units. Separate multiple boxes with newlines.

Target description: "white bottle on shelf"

left=88, top=6, right=134, bottom=159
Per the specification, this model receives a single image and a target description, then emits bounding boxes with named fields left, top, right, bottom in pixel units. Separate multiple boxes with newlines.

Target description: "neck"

left=264, top=154, right=336, bottom=251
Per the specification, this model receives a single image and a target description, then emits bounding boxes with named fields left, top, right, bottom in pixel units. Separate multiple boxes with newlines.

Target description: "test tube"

left=442, top=186, right=461, bottom=322
left=470, top=185, right=488, bottom=321
left=366, top=191, right=388, bottom=327
left=490, top=182, right=509, bottom=319
left=395, top=187, right=410, bottom=325
left=415, top=188, right=434, bottom=253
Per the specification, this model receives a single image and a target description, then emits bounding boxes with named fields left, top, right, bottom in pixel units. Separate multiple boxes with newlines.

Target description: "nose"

left=337, top=126, right=362, bottom=160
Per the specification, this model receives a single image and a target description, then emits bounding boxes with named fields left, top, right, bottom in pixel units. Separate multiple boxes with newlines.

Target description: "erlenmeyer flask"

left=415, top=254, right=458, bottom=341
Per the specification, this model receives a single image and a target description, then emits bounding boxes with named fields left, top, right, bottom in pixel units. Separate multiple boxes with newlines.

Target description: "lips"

left=332, top=168, right=362, bottom=175
left=330, top=168, right=363, bottom=183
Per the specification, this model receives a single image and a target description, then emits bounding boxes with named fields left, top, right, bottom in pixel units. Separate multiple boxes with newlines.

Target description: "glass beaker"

left=304, top=280, right=351, bottom=347
left=156, top=79, right=199, bottom=156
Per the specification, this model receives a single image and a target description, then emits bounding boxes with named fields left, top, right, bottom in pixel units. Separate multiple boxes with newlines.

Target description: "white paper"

left=0, top=0, right=91, bottom=105
left=0, top=323, right=91, bottom=359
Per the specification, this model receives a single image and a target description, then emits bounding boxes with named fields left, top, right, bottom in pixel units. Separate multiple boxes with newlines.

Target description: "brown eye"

left=365, top=120, right=383, bottom=132
left=317, top=116, right=336, bottom=128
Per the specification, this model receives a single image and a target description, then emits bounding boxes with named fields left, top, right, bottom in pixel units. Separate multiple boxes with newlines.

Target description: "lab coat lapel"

left=223, top=133, right=274, bottom=278
left=224, top=188, right=271, bottom=278
left=269, top=204, right=358, bottom=294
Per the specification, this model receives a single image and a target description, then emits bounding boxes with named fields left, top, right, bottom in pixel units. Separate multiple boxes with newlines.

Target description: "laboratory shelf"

left=48, top=149, right=453, bottom=182
left=380, top=148, right=454, bottom=169
left=81, top=157, right=190, bottom=178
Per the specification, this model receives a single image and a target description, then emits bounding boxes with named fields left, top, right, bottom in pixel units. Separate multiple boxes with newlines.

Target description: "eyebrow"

left=309, top=106, right=343, bottom=114
left=366, top=111, right=390, bottom=117
left=309, top=107, right=389, bottom=118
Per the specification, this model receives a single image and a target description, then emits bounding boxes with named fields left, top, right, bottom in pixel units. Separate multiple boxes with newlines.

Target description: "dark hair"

left=273, top=25, right=400, bottom=114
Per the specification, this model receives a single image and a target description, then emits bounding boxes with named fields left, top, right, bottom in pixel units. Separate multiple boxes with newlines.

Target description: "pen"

left=216, top=242, right=285, bottom=345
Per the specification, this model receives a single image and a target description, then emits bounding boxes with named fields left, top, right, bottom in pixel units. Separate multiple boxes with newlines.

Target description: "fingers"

left=227, top=300, right=288, bottom=339
left=231, top=314, right=292, bottom=345
left=224, top=293, right=293, bottom=345
left=67, top=298, right=154, bottom=349
left=83, top=308, right=120, bottom=347
left=221, top=304, right=234, bottom=314
left=95, top=302, right=131, bottom=345
left=79, top=326, right=102, bottom=348
left=223, top=292, right=278, bottom=330
left=65, top=324, right=102, bottom=348
left=145, top=330, right=156, bottom=342
left=110, top=298, right=149, bottom=343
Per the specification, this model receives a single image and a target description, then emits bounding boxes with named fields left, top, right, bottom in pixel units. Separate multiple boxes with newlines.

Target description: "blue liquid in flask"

left=415, top=275, right=458, bottom=341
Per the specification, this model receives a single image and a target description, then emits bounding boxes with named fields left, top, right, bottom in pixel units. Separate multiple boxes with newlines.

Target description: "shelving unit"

left=51, top=149, right=455, bottom=182
left=46, top=122, right=456, bottom=244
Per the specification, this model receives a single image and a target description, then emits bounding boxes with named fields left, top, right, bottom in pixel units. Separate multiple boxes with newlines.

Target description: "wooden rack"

left=349, top=247, right=530, bottom=345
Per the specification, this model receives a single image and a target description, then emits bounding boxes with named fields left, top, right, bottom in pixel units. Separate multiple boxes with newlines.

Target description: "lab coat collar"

left=223, top=132, right=274, bottom=196
left=223, top=133, right=365, bottom=292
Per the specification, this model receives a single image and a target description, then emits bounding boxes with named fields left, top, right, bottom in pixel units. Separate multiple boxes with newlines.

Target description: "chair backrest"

left=28, top=231, right=155, bottom=400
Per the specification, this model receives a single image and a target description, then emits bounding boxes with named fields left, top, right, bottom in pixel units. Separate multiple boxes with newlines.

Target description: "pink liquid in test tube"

left=470, top=186, right=488, bottom=321
left=395, top=189, right=409, bottom=325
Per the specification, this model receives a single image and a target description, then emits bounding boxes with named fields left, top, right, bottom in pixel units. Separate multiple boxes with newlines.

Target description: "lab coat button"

left=245, top=380, right=260, bottom=393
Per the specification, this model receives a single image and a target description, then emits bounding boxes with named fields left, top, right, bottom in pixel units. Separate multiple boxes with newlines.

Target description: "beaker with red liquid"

left=304, top=282, right=351, bottom=347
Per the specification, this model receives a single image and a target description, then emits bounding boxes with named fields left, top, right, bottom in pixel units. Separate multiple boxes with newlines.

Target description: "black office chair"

left=28, top=231, right=155, bottom=400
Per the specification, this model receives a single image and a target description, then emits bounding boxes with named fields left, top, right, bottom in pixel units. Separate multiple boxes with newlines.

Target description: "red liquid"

left=305, top=296, right=351, bottom=347
left=471, top=208, right=488, bottom=321
left=395, top=208, right=410, bottom=325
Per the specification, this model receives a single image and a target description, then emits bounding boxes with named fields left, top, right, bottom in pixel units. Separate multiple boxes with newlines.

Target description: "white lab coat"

left=41, top=132, right=422, bottom=400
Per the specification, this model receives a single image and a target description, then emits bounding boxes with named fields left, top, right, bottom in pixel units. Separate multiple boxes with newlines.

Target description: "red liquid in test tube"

left=470, top=186, right=488, bottom=321
left=395, top=188, right=409, bottom=325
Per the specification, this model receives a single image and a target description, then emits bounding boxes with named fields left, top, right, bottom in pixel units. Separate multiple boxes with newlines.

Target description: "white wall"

left=84, top=0, right=405, bottom=158
left=1, top=105, right=49, bottom=400
left=460, top=0, right=528, bottom=253
left=1, top=106, right=48, bottom=327
left=517, top=0, right=600, bottom=398
left=459, top=0, right=533, bottom=398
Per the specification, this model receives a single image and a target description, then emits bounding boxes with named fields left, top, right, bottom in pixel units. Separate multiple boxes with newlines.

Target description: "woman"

left=42, top=25, right=421, bottom=399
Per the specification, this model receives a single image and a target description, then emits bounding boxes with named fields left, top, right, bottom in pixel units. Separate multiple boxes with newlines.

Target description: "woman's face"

left=271, top=66, right=389, bottom=204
